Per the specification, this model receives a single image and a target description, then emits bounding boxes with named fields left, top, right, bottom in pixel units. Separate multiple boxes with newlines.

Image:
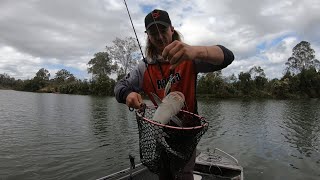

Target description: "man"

left=114, top=9, right=234, bottom=180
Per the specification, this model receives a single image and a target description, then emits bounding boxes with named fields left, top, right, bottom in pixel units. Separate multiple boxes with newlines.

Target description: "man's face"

left=146, top=24, right=174, bottom=52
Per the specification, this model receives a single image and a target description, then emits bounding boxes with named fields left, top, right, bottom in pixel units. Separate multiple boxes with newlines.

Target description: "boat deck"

left=98, top=148, right=243, bottom=180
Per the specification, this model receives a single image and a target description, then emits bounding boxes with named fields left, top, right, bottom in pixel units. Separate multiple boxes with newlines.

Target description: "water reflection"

left=1, top=90, right=320, bottom=180
left=88, top=96, right=140, bottom=174
left=197, top=99, right=223, bottom=146
left=280, top=99, right=320, bottom=174
left=282, top=100, right=320, bottom=156
left=89, top=97, right=110, bottom=138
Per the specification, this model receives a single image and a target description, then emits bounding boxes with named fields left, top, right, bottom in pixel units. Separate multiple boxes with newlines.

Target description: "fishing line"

left=150, top=12, right=167, bottom=55
left=150, top=10, right=189, bottom=111
left=123, top=0, right=158, bottom=98
left=123, top=2, right=189, bottom=111
left=150, top=10, right=176, bottom=96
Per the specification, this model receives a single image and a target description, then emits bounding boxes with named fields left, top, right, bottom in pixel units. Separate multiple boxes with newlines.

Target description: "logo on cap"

left=152, top=11, right=160, bottom=19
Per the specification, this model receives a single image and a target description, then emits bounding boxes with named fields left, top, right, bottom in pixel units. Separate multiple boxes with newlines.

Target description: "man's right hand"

left=126, top=92, right=143, bottom=109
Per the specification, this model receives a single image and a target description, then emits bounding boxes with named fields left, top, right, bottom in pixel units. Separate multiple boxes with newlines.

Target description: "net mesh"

left=135, top=105, right=208, bottom=175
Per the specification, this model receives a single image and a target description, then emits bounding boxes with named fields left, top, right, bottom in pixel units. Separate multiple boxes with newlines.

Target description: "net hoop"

left=135, top=105, right=209, bottom=175
left=136, top=105, right=209, bottom=130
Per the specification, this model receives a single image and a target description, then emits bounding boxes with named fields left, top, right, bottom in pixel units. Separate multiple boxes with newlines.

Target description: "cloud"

left=0, top=46, right=42, bottom=79
left=0, top=0, right=319, bottom=80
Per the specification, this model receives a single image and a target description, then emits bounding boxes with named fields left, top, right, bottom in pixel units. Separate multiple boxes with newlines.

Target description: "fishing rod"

left=123, top=0, right=158, bottom=100
left=123, top=0, right=188, bottom=111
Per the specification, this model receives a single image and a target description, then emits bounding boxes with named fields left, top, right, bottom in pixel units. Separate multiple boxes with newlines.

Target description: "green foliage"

left=57, top=80, right=89, bottom=95
left=2, top=39, right=319, bottom=99
left=88, top=52, right=117, bottom=79
left=270, top=79, right=290, bottom=99
left=254, top=76, right=268, bottom=90
left=238, top=72, right=252, bottom=95
left=89, top=75, right=115, bottom=96
left=299, top=67, right=320, bottom=97
left=55, top=69, right=75, bottom=83
left=35, top=68, right=50, bottom=81
left=21, top=79, right=42, bottom=92
left=286, top=41, right=320, bottom=74
left=77, top=79, right=91, bottom=95
left=21, top=68, right=51, bottom=91
left=281, top=71, right=300, bottom=94
left=196, top=59, right=320, bottom=99
left=197, top=71, right=235, bottom=98
left=0, top=73, right=16, bottom=89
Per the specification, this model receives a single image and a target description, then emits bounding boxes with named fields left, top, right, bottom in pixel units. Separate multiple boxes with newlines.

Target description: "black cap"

left=144, top=9, right=171, bottom=30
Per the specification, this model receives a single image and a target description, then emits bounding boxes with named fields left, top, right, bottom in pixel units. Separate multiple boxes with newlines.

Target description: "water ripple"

left=1, top=91, right=319, bottom=180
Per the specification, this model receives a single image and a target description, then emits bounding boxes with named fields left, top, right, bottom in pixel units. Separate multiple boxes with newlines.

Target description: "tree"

left=271, top=79, right=290, bottom=99
left=282, top=71, right=300, bottom=94
left=90, top=76, right=116, bottom=96
left=285, top=41, right=320, bottom=74
left=299, top=67, right=320, bottom=97
left=87, top=52, right=117, bottom=79
left=0, top=73, right=15, bottom=88
left=31, top=68, right=50, bottom=90
left=106, top=37, right=140, bottom=78
left=55, top=69, right=75, bottom=83
left=249, top=66, right=267, bottom=90
left=116, top=67, right=126, bottom=81
left=226, top=73, right=237, bottom=83
left=35, top=68, right=50, bottom=81
left=197, top=71, right=227, bottom=97
left=249, top=66, right=266, bottom=79
left=238, top=72, right=252, bottom=95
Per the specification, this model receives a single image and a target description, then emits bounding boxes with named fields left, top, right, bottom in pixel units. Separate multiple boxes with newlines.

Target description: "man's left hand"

left=162, top=40, right=197, bottom=70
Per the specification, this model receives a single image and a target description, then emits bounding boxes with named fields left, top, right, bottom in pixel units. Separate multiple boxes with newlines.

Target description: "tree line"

left=0, top=37, right=138, bottom=96
left=197, top=41, right=319, bottom=99
left=1, top=40, right=319, bottom=99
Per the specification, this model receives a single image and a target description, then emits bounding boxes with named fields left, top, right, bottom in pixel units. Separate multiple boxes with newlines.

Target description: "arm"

left=162, top=41, right=234, bottom=72
left=114, top=61, right=146, bottom=106
left=193, top=45, right=224, bottom=65
left=195, top=45, right=234, bottom=73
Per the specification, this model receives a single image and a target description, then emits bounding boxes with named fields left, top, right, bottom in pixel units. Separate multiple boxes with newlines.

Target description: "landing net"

left=135, top=105, right=208, bottom=175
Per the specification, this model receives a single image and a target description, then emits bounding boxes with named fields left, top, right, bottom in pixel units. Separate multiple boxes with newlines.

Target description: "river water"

left=0, top=90, right=319, bottom=180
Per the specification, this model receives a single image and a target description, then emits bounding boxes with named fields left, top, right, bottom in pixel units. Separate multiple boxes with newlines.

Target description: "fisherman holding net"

left=114, top=9, right=234, bottom=180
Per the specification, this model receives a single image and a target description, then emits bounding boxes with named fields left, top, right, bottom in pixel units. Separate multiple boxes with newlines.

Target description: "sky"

left=0, top=0, right=319, bottom=80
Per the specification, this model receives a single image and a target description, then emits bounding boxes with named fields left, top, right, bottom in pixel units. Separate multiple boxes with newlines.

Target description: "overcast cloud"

left=0, top=0, right=319, bottom=80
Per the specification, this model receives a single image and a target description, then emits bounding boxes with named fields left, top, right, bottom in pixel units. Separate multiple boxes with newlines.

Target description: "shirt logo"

left=156, top=73, right=181, bottom=90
